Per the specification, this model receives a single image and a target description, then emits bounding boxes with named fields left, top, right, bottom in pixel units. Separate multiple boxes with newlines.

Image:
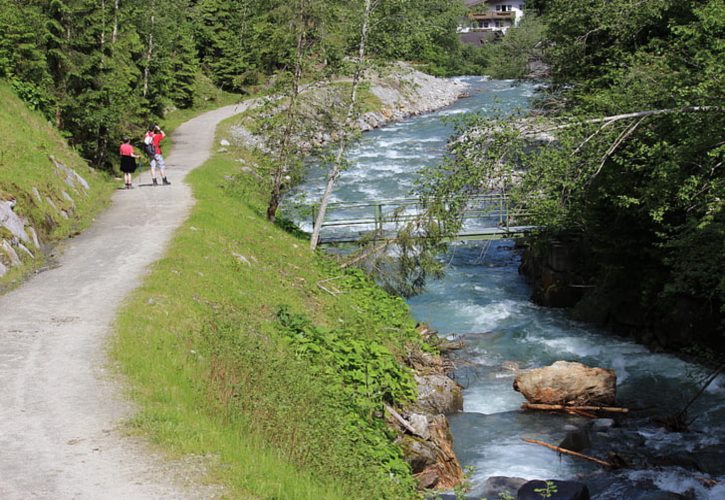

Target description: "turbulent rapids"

left=290, top=77, right=725, bottom=499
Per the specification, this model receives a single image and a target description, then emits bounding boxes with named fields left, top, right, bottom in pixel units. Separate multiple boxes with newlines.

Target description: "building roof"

left=465, top=0, right=526, bottom=5
left=459, top=31, right=501, bottom=46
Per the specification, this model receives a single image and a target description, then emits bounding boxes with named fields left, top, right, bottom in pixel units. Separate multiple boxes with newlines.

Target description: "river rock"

left=408, top=413, right=431, bottom=440
left=637, top=493, right=691, bottom=500
left=415, top=374, right=463, bottom=415
left=399, top=435, right=437, bottom=472
left=559, top=427, right=591, bottom=452
left=478, top=476, right=527, bottom=499
left=399, top=415, right=463, bottom=490
left=513, top=361, right=616, bottom=406
left=591, top=418, right=615, bottom=432
left=517, top=479, right=590, bottom=500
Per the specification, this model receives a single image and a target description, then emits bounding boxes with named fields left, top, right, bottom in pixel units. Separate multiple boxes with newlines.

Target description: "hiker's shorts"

left=154, top=154, right=166, bottom=170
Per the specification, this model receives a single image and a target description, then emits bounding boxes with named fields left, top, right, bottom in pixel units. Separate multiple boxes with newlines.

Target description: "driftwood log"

left=522, top=438, right=615, bottom=468
left=523, top=403, right=629, bottom=414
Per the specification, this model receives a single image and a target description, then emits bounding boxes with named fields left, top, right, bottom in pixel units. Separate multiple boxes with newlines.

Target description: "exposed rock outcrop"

left=513, top=361, right=617, bottom=406
left=414, top=374, right=464, bottom=415
left=51, top=155, right=90, bottom=192
left=390, top=326, right=465, bottom=491
left=1, top=158, right=90, bottom=279
left=520, top=236, right=723, bottom=352
left=229, top=62, right=469, bottom=153
left=1, top=198, right=35, bottom=277
left=518, top=237, right=593, bottom=308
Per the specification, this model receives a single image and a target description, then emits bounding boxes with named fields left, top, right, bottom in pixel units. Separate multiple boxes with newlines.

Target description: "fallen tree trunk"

left=522, top=438, right=615, bottom=468
left=523, top=403, right=629, bottom=414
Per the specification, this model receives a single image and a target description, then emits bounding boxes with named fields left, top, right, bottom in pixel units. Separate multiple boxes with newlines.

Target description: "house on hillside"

left=459, top=0, right=525, bottom=38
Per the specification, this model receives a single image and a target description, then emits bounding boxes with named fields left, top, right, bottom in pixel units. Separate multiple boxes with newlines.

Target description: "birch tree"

left=309, top=0, right=376, bottom=249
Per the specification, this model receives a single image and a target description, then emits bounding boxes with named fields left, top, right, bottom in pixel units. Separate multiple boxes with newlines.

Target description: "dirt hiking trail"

left=0, top=103, right=248, bottom=499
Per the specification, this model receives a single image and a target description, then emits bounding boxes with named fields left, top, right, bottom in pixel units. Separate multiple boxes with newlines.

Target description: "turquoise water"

left=292, top=78, right=725, bottom=499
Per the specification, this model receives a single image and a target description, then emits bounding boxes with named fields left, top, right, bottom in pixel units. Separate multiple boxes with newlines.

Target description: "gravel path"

left=0, top=102, right=248, bottom=499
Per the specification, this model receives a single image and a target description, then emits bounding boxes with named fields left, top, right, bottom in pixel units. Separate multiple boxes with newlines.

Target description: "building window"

left=484, top=21, right=490, bottom=28
left=495, top=20, right=502, bottom=27
left=497, top=5, right=513, bottom=12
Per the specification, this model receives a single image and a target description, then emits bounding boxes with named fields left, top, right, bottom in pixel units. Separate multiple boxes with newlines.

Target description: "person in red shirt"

left=150, top=125, right=170, bottom=186
left=119, top=138, right=139, bottom=189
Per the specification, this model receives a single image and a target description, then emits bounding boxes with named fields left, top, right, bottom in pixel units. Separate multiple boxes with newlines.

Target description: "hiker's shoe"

left=162, top=178, right=171, bottom=186
left=152, top=178, right=158, bottom=186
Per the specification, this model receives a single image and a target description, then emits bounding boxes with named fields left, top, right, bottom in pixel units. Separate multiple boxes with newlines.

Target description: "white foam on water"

left=464, top=382, right=525, bottom=414
left=364, top=162, right=408, bottom=174
left=436, top=108, right=467, bottom=117
left=707, top=482, right=725, bottom=499
left=469, top=441, right=578, bottom=481
left=379, top=150, right=420, bottom=160
left=377, top=138, right=412, bottom=148
left=532, top=335, right=605, bottom=358
left=706, top=374, right=725, bottom=394
left=610, top=356, right=631, bottom=384
left=354, top=184, right=383, bottom=199
left=456, top=300, right=519, bottom=331
left=625, top=469, right=716, bottom=499
left=376, top=125, right=402, bottom=133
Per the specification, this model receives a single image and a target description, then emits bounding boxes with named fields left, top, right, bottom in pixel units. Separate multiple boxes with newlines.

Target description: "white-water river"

left=290, top=77, right=725, bottom=499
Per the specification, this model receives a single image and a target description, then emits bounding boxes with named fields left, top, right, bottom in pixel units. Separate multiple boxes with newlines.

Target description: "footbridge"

left=308, top=194, right=535, bottom=245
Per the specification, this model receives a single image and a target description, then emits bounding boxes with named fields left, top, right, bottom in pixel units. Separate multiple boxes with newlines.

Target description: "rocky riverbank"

left=228, top=62, right=469, bottom=152
left=356, top=62, right=470, bottom=131
left=394, top=325, right=465, bottom=490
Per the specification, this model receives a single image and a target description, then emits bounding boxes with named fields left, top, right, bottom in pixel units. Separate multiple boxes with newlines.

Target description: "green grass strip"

left=112, top=112, right=426, bottom=498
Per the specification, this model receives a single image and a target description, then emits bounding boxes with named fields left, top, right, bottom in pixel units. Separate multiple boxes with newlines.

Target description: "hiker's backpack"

left=143, top=134, right=155, bottom=157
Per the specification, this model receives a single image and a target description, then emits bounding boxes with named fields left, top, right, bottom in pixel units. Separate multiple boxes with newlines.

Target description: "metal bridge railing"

left=309, top=194, right=530, bottom=242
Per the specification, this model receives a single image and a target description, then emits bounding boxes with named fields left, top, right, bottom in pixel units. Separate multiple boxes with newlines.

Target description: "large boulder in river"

left=513, top=361, right=616, bottom=406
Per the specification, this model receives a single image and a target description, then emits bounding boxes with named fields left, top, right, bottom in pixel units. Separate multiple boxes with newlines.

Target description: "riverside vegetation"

left=413, top=0, right=724, bottom=355
left=112, top=113, right=440, bottom=497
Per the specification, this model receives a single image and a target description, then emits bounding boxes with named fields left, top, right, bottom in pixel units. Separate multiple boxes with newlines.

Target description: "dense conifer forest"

left=0, top=0, right=465, bottom=170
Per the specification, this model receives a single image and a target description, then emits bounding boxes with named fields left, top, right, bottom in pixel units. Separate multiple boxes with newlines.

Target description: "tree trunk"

left=267, top=7, right=307, bottom=222
left=112, top=0, right=119, bottom=44
left=143, top=15, right=155, bottom=98
left=309, top=0, right=373, bottom=250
